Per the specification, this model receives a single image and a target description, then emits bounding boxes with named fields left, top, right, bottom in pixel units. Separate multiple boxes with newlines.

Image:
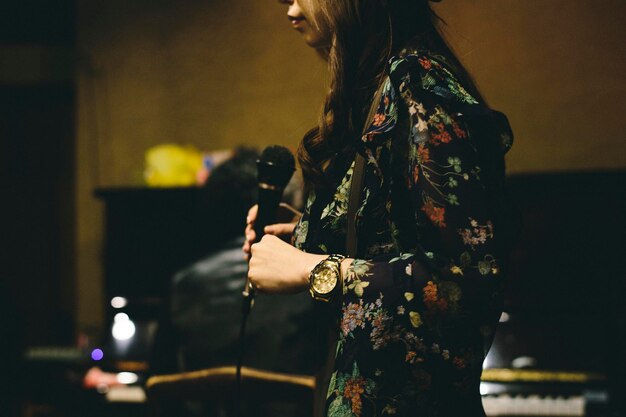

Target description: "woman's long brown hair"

left=298, top=0, right=484, bottom=189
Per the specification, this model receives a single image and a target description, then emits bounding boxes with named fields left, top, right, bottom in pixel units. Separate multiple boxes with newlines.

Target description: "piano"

left=479, top=171, right=625, bottom=417
left=481, top=312, right=609, bottom=416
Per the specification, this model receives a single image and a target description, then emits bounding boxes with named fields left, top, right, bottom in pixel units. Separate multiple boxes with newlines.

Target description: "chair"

left=145, top=365, right=315, bottom=417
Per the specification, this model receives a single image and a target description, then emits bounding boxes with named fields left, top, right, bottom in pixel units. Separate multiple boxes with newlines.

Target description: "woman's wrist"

left=339, top=258, right=353, bottom=295
left=340, top=258, right=353, bottom=278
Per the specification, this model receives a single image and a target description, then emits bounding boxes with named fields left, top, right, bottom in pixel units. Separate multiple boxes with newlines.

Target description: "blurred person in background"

left=150, top=146, right=318, bottom=416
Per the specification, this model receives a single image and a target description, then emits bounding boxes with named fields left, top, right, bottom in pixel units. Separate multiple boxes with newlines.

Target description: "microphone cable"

left=234, top=145, right=295, bottom=417
left=236, top=285, right=254, bottom=417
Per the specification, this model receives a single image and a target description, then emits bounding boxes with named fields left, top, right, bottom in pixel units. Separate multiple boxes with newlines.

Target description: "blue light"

left=91, top=348, right=104, bottom=361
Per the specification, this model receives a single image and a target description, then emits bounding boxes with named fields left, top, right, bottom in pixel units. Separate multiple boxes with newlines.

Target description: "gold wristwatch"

left=309, top=254, right=346, bottom=302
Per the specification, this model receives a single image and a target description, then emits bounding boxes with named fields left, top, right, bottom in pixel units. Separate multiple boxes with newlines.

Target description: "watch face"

left=313, top=265, right=338, bottom=295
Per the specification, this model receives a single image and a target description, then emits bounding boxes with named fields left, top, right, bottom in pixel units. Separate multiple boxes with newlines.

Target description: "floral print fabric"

left=292, top=51, right=514, bottom=417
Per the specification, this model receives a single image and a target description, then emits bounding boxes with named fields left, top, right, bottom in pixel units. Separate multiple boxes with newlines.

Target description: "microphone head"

left=259, top=145, right=296, bottom=170
left=257, top=145, right=295, bottom=189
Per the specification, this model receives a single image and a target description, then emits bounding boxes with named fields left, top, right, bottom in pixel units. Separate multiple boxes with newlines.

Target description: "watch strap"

left=325, top=254, right=346, bottom=265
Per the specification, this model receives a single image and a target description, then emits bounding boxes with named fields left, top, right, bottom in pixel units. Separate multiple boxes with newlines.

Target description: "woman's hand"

left=248, top=234, right=326, bottom=294
left=242, top=203, right=302, bottom=261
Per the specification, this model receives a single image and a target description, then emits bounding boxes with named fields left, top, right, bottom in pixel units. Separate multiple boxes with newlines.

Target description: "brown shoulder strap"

left=346, top=153, right=365, bottom=258
left=316, top=83, right=386, bottom=417
left=345, top=82, right=385, bottom=258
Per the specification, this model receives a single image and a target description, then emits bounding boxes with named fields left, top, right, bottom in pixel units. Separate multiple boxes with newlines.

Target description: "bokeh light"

left=91, top=348, right=104, bottom=361
left=117, top=372, right=139, bottom=385
left=112, top=313, right=136, bottom=341
left=110, top=296, right=128, bottom=309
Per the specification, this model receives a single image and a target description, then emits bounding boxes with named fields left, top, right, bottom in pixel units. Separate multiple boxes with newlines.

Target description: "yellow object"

left=144, top=144, right=204, bottom=187
left=480, top=368, right=606, bottom=383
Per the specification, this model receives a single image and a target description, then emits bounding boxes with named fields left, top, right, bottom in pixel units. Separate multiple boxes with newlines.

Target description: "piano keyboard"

left=482, top=394, right=585, bottom=416
left=479, top=369, right=609, bottom=416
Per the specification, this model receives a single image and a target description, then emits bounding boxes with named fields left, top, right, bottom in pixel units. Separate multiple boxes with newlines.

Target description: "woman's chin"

left=299, top=30, right=330, bottom=49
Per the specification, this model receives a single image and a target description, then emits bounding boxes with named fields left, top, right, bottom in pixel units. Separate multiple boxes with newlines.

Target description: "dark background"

left=0, top=1, right=76, bottom=342
left=0, top=2, right=75, bottom=415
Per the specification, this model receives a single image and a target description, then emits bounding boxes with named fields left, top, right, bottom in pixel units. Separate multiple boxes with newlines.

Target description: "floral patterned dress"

left=292, top=51, right=514, bottom=417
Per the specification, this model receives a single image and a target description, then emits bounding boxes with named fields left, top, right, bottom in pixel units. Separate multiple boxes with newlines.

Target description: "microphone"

left=242, top=145, right=295, bottom=303
left=253, top=145, right=296, bottom=242
left=238, top=146, right=294, bottom=410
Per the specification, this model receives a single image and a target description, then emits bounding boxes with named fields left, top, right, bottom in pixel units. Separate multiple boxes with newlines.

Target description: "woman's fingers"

left=242, top=240, right=251, bottom=259
left=243, top=203, right=298, bottom=259
left=244, top=228, right=255, bottom=243
left=244, top=223, right=291, bottom=257
left=264, top=223, right=296, bottom=238
left=246, top=204, right=258, bottom=224
left=245, top=224, right=256, bottom=242
left=243, top=217, right=257, bottom=259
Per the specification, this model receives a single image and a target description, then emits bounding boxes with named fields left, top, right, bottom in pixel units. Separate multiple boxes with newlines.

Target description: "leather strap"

left=346, top=81, right=385, bottom=258
left=346, top=154, right=365, bottom=258
left=315, top=80, right=387, bottom=417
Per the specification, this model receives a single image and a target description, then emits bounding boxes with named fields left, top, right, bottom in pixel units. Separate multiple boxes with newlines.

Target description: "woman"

left=244, top=0, right=516, bottom=416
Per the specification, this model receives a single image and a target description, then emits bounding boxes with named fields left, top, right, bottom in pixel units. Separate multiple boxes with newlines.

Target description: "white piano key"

left=482, top=394, right=585, bottom=417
